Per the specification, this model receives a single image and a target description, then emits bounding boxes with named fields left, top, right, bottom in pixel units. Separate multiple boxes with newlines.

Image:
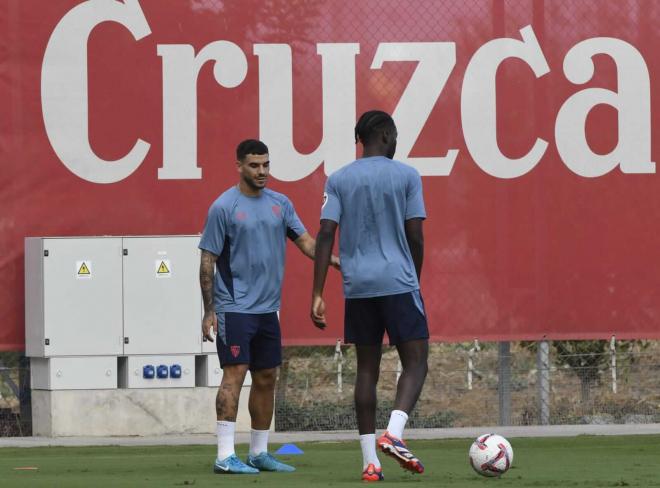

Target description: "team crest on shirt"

left=235, top=211, right=247, bottom=221
left=322, top=192, right=328, bottom=208
left=271, top=205, right=281, bottom=217
left=230, top=345, right=241, bottom=358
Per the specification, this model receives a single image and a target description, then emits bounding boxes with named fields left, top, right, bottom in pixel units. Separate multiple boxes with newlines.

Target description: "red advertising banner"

left=2, top=0, right=660, bottom=350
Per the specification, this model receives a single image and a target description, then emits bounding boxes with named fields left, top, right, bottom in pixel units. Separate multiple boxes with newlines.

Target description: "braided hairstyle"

left=354, top=110, right=396, bottom=145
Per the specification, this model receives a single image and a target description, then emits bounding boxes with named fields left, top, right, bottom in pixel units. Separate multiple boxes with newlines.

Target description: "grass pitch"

left=1, top=435, right=659, bottom=487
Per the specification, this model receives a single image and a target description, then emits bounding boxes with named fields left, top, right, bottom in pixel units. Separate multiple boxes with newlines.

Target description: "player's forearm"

left=302, top=238, right=316, bottom=260
left=200, top=250, right=217, bottom=314
left=312, top=229, right=334, bottom=296
left=404, top=219, right=424, bottom=281
left=408, top=238, right=424, bottom=281
left=293, top=233, right=317, bottom=260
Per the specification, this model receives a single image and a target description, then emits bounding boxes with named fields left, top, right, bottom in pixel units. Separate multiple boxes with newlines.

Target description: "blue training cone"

left=275, top=443, right=304, bottom=455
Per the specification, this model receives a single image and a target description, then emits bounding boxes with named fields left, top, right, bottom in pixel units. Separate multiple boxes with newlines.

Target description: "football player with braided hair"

left=312, top=111, right=429, bottom=481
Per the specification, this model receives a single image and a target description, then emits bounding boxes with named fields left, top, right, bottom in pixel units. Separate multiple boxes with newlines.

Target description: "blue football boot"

left=213, top=454, right=260, bottom=474
left=247, top=452, right=296, bottom=472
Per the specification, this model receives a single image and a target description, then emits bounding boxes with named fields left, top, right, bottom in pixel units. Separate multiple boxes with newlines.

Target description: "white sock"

left=386, top=410, right=408, bottom=439
left=249, top=429, right=269, bottom=457
left=359, top=433, right=381, bottom=469
left=217, top=420, right=236, bottom=460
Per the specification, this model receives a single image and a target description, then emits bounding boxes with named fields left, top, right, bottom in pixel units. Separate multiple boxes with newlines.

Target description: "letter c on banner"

left=462, top=26, right=550, bottom=179
left=41, top=0, right=152, bottom=184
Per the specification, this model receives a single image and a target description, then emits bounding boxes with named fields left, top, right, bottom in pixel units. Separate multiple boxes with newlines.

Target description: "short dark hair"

left=354, top=110, right=396, bottom=144
left=236, top=139, right=269, bottom=161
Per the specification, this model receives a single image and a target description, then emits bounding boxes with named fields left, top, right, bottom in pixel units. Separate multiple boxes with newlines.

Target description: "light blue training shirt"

left=321, top=156, right=426, bottom=299
left=199, top=186, right=306, bottom=313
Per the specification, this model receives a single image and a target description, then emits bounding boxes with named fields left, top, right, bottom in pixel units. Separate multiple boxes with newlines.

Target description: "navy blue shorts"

left=344, top=290, right=429, bottom=346
left=216, top=311, right=282, bottom=370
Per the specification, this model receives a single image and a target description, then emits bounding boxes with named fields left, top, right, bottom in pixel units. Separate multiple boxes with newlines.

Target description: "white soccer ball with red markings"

left=468, top=433, right=513, bottom=477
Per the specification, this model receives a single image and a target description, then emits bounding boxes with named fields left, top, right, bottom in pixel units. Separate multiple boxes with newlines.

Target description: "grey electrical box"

left=201, top=298, right=217, bottom=354
left=25, top=237, right=124, bottom=357
left=118, top=355, right=195, bottom=389
left=196, top=354, right=250, bottom=388
left=122, top=236, right=202, bottom=355
left=31, top=356, right=117, bottom=390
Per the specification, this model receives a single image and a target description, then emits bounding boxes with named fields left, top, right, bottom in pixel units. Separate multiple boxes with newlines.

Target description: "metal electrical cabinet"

left=196, top=354, right=222, bottom=387
left=122, top=236, right=202, bottom=355
left=201, top=297, right=217, bottom=354
left=118, top=355, right=195, bottom=388
left=31, top=356, right=117, bottom=390
left=196, top=355, right=250, bottom=388
left=25, top=237, right=124, bottom=357
left=201, top=337, right=217, bottom=354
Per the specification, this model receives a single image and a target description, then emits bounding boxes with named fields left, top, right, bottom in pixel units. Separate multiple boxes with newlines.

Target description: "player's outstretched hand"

left=330, top=255, right=341, bottom=271
left=202, top=311, right=217, bottom=342
left=311, top=295, right=327, bottom=329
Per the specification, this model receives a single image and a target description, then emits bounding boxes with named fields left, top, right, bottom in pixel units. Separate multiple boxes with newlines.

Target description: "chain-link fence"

left=0, top=341, right=657, bottom=436
left=0, top=352, right=31, bottom=437
left=275, top=340, right=660, bottom=431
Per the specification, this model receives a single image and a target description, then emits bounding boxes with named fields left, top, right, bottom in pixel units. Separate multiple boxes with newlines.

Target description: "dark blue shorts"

left=344, top=290, right=429, bottom=346
left=216, top=311, right=282, bottom=370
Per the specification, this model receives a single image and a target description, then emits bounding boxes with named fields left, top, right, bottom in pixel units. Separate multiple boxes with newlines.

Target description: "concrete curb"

left=2, top=424, right=660, bottom=448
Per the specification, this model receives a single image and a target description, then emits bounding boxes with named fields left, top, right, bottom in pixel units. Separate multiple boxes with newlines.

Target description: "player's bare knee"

left=251, top=367, right=277, bottom=390
left=415, top=356, right=429, bottom=374
left=419, top=360, right=429, bottom=379
left=221, top=364, right=249, bottom=387
left=403, top=359, right=428, bottom=377
left=397, top=352, right=427, bottom=384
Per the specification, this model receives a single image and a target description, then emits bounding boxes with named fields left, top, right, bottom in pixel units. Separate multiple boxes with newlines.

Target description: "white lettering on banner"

left=254, top=43, right=359, bottom=180
left=555, top=38, right=655, bottom=177
left=41, top=0, right=152, bottom=184
left=462, top=26, right=550, bottom=179
left=371, top=43, right=458, bottom=176
left=40, top=0, right=656, bottom=184
left=158, top=41, right=248, bottom=179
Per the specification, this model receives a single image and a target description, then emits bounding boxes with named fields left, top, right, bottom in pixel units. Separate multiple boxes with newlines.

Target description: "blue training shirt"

left=199, top=186, right=306, bottom=313
left=321, top=156, right=426, bottom=298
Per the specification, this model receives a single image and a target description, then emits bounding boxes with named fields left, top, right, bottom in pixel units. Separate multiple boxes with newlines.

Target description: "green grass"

left=1, top=435, right=659, bottom=487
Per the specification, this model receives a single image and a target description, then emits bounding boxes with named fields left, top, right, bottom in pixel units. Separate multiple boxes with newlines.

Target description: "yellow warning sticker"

left=156, top=259, right=171, bottom=278
left=76, top=261, right=92, bottom=279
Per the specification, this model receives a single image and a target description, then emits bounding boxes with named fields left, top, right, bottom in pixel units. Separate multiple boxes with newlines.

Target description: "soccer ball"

left=468, top=433, right=513, bottom=477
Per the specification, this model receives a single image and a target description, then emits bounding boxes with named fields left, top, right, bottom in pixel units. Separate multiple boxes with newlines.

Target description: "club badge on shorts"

left=230, top=345, right=241, bottom=358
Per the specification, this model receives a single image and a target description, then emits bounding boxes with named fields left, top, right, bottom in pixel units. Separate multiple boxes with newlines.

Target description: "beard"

left=243, top=174, right=267, bottom=190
